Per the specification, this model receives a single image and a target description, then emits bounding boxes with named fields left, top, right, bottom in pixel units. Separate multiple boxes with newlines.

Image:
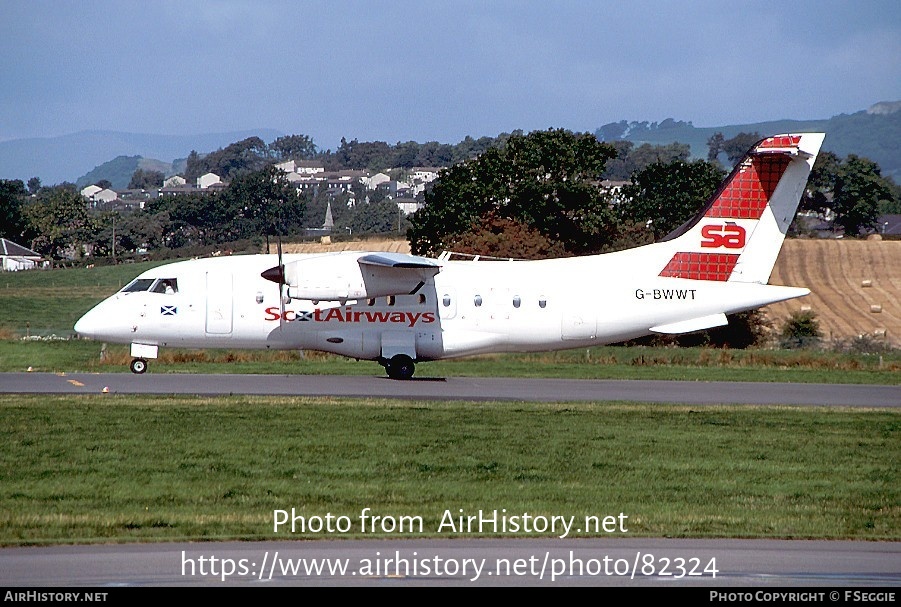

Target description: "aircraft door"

left=205, top=272, right=233, bottom=335
left=561, top=307, right=596, bottom=341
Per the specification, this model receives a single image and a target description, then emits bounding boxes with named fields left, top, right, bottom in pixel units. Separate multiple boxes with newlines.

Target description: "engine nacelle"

left=282, top=251, right=440, bottom=301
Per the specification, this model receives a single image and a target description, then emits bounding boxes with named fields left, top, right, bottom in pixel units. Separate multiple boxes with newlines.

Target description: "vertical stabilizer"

left=658, top=133, right=824, bottom=284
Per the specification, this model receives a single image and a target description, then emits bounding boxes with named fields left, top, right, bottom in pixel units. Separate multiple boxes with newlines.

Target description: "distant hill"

left=595, top=101, right=901, bottom=182
left=73, top=156, right=176, bottom=190
left=0, top=129, right=283, bottom=186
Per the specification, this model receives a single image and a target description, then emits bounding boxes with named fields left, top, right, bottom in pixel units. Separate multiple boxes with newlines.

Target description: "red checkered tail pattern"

left=656, top=133, right=824, bottom=285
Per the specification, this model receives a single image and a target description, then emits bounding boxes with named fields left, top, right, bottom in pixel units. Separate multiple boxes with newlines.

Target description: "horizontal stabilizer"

left=650, top=313, right=728, bottom=334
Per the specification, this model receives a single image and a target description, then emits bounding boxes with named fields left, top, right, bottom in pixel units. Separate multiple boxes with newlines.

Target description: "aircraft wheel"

left=386, top=355, right=415, bottom=380
left=130, top=358, right=148, bottom=374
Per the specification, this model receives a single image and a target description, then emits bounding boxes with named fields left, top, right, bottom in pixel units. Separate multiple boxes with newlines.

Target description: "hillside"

left=0, top=129, right=283, bottom=186
left=279, top=238, right=901, bottom=347
left=596, top=101, right=901, bottom=182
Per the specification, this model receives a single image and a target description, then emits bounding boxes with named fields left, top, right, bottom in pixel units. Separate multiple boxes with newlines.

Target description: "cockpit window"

left=151, top=279, right=178, bottom=294
left=120, top=278, right=178, bottom=294
left=121, top=278, right=155, bottom=293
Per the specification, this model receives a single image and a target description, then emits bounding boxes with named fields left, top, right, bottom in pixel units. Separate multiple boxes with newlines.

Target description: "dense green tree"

left=617, top=159, right=726, bottom=241
left=801, top=152, right=897, bottom=235
left=779, top=310, right=822, bottom=349
left=444, top=211, right=568, bottom=259
left=0, top=179, right=28, bottom=241
left=128, top=168, right=165, bottom=190
left=706, top=132, right=725, bottom=161
left=408, top=128, right=618, bottom=257
left=21, top=186, right=93, bottom=259
left=602, top=141, right=691, bottom=181
left=832, top=155, right=895, bottom=235
left=184, top=137, right=269, bottom=181
left=219, top=165, right=306, bottom=239
left=270, top=134, right=318, bottom=160
left=722, top=132, right=762, bottom=165
left=26, top=177, right=41, bottom=195
left=338, top=198, right=407, bottom=236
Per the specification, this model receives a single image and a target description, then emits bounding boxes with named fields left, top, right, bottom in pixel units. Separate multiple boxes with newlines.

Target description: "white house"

left=94, top=188, right=118, bottom=204
left=1, top=238, right=42, bottom=271
left=80, top=184, right=102, bottom=199
left=196, top=173, right=222, bottom=189
left=163, top=175, right=186, bottom=188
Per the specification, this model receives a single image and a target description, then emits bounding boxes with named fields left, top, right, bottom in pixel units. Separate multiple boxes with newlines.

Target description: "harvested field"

left=271, top=237, right=901, bottom=346
left=768, top=238, right=901, bottom=346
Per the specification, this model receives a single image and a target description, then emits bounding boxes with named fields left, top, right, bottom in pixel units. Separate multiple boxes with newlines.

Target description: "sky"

left=1, top=0, right=899, bottom=151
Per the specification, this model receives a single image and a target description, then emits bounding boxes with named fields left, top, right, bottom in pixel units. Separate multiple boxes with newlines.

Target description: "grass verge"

left=1, top=339, right=899, bottom=384
left=0, top=395, right=897, bottom=546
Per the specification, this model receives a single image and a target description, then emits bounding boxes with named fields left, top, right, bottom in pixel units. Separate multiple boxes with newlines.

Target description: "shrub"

left=779, top=310, right=822, bottom=349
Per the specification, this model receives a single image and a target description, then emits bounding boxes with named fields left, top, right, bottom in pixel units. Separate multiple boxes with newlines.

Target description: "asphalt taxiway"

left=0, top=372, right=898, bottom=406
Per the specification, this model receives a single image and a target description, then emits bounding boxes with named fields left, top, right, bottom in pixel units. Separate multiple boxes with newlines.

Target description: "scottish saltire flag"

left=160, top=306, right=177, bottom=316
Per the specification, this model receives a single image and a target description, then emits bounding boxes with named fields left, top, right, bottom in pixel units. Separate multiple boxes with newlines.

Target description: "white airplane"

left=74, top=133, right=825, bottom=379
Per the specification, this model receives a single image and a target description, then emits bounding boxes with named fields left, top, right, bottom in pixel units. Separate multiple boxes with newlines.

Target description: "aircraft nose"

left=74, top=310, right=97, bottom=339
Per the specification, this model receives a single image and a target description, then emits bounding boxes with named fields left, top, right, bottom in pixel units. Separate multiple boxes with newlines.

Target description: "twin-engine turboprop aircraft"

left=74, top=133, right=825, bottom=379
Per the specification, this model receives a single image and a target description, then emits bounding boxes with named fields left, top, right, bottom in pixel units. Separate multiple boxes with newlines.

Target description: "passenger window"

left=367, top=298, right=376, bottom=306
left=474, top=295, right=482, bottom=307
left=512, top=295, right=521, bottom=308
left=387, top=295, right=396, bottom=306
left=538, top=297, right=547, bottom=309
left=442, top=294, right=451, bottom=307
left=418, top=294, right=426, bottom=305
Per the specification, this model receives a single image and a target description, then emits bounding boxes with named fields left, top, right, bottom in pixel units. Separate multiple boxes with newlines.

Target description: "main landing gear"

left=382, top=354, right=416, bottom=380
left=130, top=358, right=148, bottom=374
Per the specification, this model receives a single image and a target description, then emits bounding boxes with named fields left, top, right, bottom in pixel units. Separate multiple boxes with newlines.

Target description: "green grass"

left=2, top=339, right=899, bottom=384
left=0, top=395, right=897, bottom=546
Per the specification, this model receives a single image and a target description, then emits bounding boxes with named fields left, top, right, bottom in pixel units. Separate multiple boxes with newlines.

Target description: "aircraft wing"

left=358, top=253, right=441, bottom=296
left=357, top=252, right=440, bottom=270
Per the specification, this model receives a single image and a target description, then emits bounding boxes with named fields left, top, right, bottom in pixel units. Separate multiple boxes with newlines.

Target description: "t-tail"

left=657, top=133, right=825, bottom=285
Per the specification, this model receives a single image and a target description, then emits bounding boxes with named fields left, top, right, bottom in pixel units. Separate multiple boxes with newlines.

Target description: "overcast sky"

left=2, top=0, right=899, bottom=150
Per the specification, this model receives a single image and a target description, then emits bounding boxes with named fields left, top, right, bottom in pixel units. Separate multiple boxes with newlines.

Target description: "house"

left=196, top=173, right=222, bottom=189
left=163, top=175, right=186, bottom=188
left=0, top=238, right=43, bottom=271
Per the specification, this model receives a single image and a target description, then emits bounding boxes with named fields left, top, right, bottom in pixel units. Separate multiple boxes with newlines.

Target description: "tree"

left=21, top=186, right=93, bottom=259
left=216, top=165, right=306, bottom=241
left=408, top=128, right=618, bottom=257
left=602, top=141, right=690, bottom=180
left=0, top=179, right=28, bottom=241
left=443, top=211, right=567, bottom=259
left=184, top=137, right=269, bottom=181
left=617, top=159, right=726, bottom=241
left=831, top=155, right=895, bottom=236
left=27, top=177, right=41, bottom=194
left=799, top=150, right=842, bottom=216
left=270, top=134, right=317, bottom=160
left=339, top=198, right=406, bottom=236
left=722, top=132, right=761, bottom=165
left=779, top=310, right=822, bottom=349
left=706, top=132, right=725, bottom=161
left=128, top=168, right=165, bottom=190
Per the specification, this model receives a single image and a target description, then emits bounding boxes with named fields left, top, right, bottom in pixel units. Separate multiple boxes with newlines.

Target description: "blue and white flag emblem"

left=161, top=306, right=178, bottom=316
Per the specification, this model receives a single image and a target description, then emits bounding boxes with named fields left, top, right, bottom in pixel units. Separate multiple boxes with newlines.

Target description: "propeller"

left=260, top=235, right=287, bottom=330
